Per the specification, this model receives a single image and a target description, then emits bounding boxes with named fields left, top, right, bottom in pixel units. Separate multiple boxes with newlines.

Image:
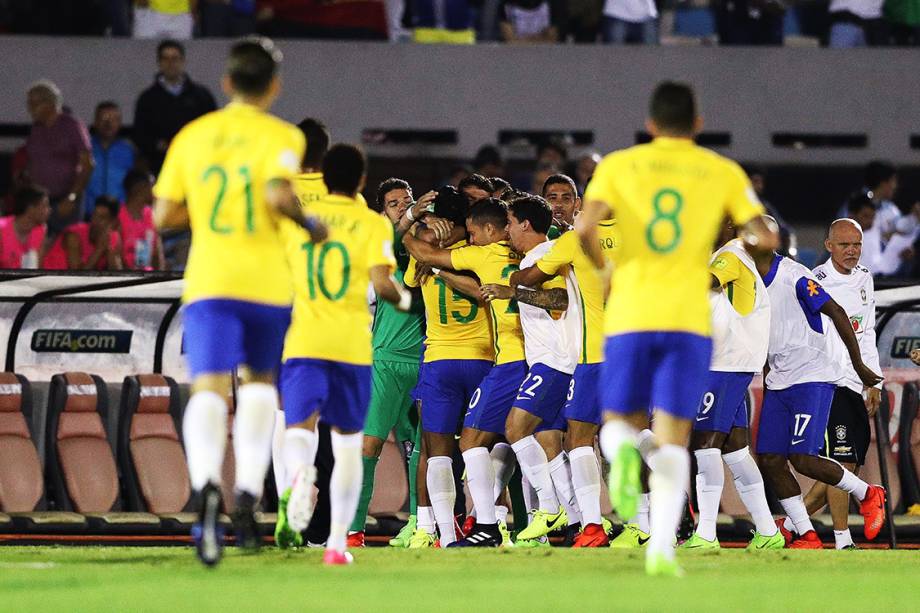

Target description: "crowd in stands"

left=0, top=0, right=918, bottom=46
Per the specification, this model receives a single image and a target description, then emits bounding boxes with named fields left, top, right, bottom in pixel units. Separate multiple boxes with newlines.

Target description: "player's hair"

left=157, top=39, right=185, bottom=60
left=458, top=173, right=494, bottom=196
left=298, top=118, right=330, bottom=169
left=376, top=178, right=412, bottom=209
left=490, top=177, right=511, bottom=194
left=508, top=195, right=553, bottom=235
left=467, top=197, right=508, bottom=230
left=13, top=185, right=47, bottom=217
left=649, top=81, right=697, bottom=135
left=227, top=37, right=282, bottom=97
left=94, top=100, right=119, bottom=117
left=93, top=195, right=120, bottom=218
left=123, top=168, right=153, bottom=197
left=864, top=160, right=896, bottom=190
left=846, top=192, right=875, bottom=215
left=541, top=173, right=577, bottom=198
left=499, top=187, right=528, bottom=203
left=322, top=143, right=366, bottom=195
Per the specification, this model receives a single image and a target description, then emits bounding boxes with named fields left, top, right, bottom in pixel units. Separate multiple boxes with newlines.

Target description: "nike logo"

left=695, top=415, right=708, bottom=422
left=791, top=439, right=805, bottom=446
left=637, top=535, right=650, bottom=545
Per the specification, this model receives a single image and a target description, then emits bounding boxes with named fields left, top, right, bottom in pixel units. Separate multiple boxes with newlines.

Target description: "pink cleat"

left=323, top=550, right=354, bottom=566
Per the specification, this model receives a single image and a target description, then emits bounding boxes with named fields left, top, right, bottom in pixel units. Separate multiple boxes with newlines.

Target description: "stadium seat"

left=0, top=373, right=43, bottom=512
left=118, top=375, right=190, bottom=513
left=896, top=382, right=920, bottom=509
left=863, top=383, right=904, bottom=512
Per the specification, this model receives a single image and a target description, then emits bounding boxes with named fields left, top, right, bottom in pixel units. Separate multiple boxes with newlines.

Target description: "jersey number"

left=500, top=264, right=520, bottom=314
left=645, top=188, right=683, bottom=253
left=203, top=164, right=254, bottom=234
left=302, top=241, right=350, bottom=301
left=435, top=278, right=478, bottom=324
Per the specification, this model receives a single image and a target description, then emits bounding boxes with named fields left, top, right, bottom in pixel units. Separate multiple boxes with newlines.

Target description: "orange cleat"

left=323, top=550, right=354, bottom=565
left=775, top=518, right=794, bottom=546
left=860, top=485, right=886, bottom=541
left=461, top=515, right=475, bottom=538
left=789, top=530, right=823, bottom=549
left=346, top=531, right=365, bottom=548
left=572, top=524, right=610, bottom=548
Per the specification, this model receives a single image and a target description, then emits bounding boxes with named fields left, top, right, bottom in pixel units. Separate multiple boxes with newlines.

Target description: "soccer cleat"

left=231, top=491, right=261, bottom=551
left=446, top=523, right=502, bottom=547
left=645, top=552, right=684, bottom=578
left=461, top=515, right=476, bottom=537
left=746, top=530, right=785, bottom=550
left=562, top=524, right=581, bottom=547
left=841, top=544, right=860, bottom=550
left=601, top=517, right=613, bottom=536
left=407, top=528, right=438, bottom=549
left=516, top=507, right=568, bottom=541
left=680, top=533, right=719, bottom=550
left=789, top=530, right=823, bottom=549
left=515, top=535, right=550, bottom=548
left=389, top=515, right=416, bottom=548
left=498, top=520, right=513, bottom=547
left=322, top=550, right=354, bottom=566
left=274, top=487, right=303, bottom=549
left=192, top=483, right=224, bottom=567
left=287, top=465, right=317, bottom=533
left=859, top=485, right=886, bottom=541
left=608, top=442, right=642, bottom=521
left=572, top=523, right=610, bottom=548
left=775, top=518, right=794, bottom=546
left=347, top=531, right=365, bottom=548
left=609, top=523, right=650, bottom=549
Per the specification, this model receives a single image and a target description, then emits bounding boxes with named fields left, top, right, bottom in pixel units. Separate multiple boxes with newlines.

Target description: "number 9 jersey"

left=584, top=137, right=764, bottom=337
left=281, top=194, right=396, bottom=365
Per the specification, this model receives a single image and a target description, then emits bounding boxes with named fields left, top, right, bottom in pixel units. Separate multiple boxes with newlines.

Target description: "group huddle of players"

left=152, top=36, right=890, bottom=576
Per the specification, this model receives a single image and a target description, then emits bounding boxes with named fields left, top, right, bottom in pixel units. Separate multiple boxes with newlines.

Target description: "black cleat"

left=446, top=523, right=502, bottom=547
left=562, top=523, right=580, bottom=547
left=192, top=483, right=224, bottom=567
left=231, top=491, right=262, bottom=551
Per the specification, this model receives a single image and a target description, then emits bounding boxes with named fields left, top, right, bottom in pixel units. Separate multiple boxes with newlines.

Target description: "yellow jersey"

left=710, top=249, right=756, bottom=316
left=450, top=241, right=524, bottom=365
left=154, top=102, right=305, bottom=306
left=535, top=222, right=620, bottom=364
left=281, top=194, right=395, bottom=365
left=584, top=137, right=764, bottom=336
left=405, top=246, right=494, bottom=363
left=293, top=172, right=368, bottom=209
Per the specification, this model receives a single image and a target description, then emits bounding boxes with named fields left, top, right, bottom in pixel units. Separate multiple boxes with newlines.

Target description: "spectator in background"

left=574, top=151, right=600, bottom=194
left=565, top=0, right=602, bottom=42
left=745, top=165, right=797, bottom=258
left=500, top=0, right=566, bottom=43
left=199, top=0, right=256, bottom=36
left=85, top=101, right=136, bottom=219
left=256, top=0, right=388, bottom=39
left=0, top=186, right=50, bottom=270
left=43, top=196, right=123, bottom=271
left=133, top=40, right=216, bottom=173
left=447, top=164, right=472, bottom=187
left=119, top=169, right=165, bottom=270
left=848, top=193, right=884, bottom=273
left=25, top=80, right=94, bottom=237
left=413, top=0, right=476, bottom=42
left=828, top=0, right=888, bottom=46
left=536, top=139, right=568, bottom=169
left=473, top=144, right=505, bottom=178
left=886, top=0, right=920, bottom=45
left=716, top=0, right=785, bottom=45
left=133, top=0, right=194, bottom=39
left=835, top=161, right=902, bottom=240
left=531, top=161, right=557, bottom=195
left=601, top=0, right=658, bottom=43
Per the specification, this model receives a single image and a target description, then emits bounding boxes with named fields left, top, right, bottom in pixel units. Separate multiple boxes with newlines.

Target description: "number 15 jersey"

left=584, top=137, right=764, bottom=337
left=281, top=194, right=395, bottom=366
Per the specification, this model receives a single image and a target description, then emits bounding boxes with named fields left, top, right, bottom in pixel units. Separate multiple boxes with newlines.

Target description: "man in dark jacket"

left=132, top=39, right=217, bottom=173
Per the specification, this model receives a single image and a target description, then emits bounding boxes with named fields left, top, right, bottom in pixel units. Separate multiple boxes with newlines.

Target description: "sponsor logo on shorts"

left=791, top=438, right=806, bottom=446
left=31, top=329, right=132, bottom=354
left=891, top=336, right=920, bottom=359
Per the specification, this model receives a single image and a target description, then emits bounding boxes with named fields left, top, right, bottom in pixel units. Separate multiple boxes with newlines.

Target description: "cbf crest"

left=836, top=425, right=848, bottom=441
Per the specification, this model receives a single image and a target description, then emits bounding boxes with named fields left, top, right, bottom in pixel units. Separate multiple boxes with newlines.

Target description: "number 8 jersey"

left=584, top=137, right=764, bottom=337
left=281, top=194, right=396, bottom=365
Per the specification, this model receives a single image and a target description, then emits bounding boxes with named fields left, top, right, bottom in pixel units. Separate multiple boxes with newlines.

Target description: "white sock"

left=835, top=465, right=869, bottom=501
left=779, top=495, right=814, bottom=535
left=548, top=452, right=581, bottom=526
left=599, top=420, right=638, bottom=464
left=511, top=436, right=559, bottom=512
left=637, top=493, right=651, bottom=533
left=722, top=447, right=777, bottom=537
left=693, top=448, right=723, bottom=542
left=521, top=473, right=538, bottom=523
left=461, top=447, right=497, bottom=524
left=427, top=456, right=457, bottom=547
left=491, top=442, right=516, bottom=501
left=568, top=446, right=602, bottom=526
left=183, top=391, right=228, bottom=491
left=834, top=528, right=854, bottom=549
left=417, top=505, right=435, bottom=533
left=496, top=505, right=509, bottom=524
left=271, top=408, right=286, bottom=495
left=232, top=383, right=278, bottom=498
left=636, top=428, right=656, bottom=463
left=328, top=431, right=363, bottom=552
left=647, top=444, right=690, bottom=561
left=283, top=427, right=318, bottom=490
left=783, top=516, right=796, bottom=535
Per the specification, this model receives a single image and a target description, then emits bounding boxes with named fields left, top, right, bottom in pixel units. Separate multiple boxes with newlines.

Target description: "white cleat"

left=287, top=466, right=317, bottom=533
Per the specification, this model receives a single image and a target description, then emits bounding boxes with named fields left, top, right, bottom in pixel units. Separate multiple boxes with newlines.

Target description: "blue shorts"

left=420, top=359, right=492, bottom=434
left=514, top=363, right=571, bottom=425
left=182, top=299, right=291, bottom=378
left=280, top=358, right=372, bottom=432
left=755, top=382, right=835, bottom=457
left=601, top=332, right=712, bottom=421
left=410, top=361, right=425, bottom=404
left=464, top=360, right=527, bottom=434
left=692, top=371, right=754, bottom=434
left=564, top=363, right=602, bottom=426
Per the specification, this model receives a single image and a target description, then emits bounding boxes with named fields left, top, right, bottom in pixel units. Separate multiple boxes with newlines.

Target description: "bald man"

left=799, top=219, right=883, bottom=549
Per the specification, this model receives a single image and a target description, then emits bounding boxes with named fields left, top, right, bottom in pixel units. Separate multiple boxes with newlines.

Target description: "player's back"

left=293, top=172, right=369, bottom=209
left=155, top=102, right=305, bottom=306
left=282, top=193, right=395, bottom=365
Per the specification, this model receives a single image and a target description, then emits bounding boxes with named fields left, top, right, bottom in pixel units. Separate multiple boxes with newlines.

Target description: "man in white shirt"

left=601, top=0, right=659, bottom=44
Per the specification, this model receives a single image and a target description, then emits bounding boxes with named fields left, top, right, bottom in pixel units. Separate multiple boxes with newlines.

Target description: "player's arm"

left=436, top=268, right=483, bottom=302
left=266, top=179, right=328, bottom=243
left=369, top=264, right=414, bottom=312
left=510, top=264, right=554, bottom=288
left=395, top=190, right=436, bottom=238
left=816, top=296, right=882, bottom=388
left=400, top=228, right=455, bottom=269
left=861, top=278, right=883, bottom=415
left=153, top=198, right=189, bottom=231
left=710, top=252, right=742, bottom=291
left=480, top=284, right=568, bottom=311
left=575, top=199, right=612, bottom=270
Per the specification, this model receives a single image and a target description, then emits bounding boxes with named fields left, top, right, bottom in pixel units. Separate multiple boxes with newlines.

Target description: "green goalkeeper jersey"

left=372, top=233, right=425, bottom=364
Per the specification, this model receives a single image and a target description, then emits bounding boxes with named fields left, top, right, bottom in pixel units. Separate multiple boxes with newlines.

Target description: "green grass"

left=1, top=546, right=918, bottom=612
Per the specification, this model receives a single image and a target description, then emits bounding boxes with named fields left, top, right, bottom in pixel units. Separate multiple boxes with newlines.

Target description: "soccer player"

left=755, top=222, right=885, bottom=550
left=542, top=173, right=581, bottom=232
left=458, top=174, right=494, bottom=204
left=681, top=220, right=782, bottom=550
left=153, top=37, right=326, bottom=567
left=575, top=81, right=779, bottom=575
left=278, top=144, right=415, bottom=566
left=793, top=219, right=883, bottom=550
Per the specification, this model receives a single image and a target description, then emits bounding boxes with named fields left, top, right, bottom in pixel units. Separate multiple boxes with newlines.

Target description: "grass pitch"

left=1, top=546, right=917, bottom=612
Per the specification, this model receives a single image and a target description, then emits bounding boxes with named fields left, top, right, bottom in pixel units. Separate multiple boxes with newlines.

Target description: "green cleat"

left=609, top=523, right=650, bottom=549
left=407, top=528, right=438, bottom=549
left=601, top=517, right=613, bottom=536
left=274, top=488, right=303, bottom=549
left=389, top=515, right=417, bottom=548
left=680, top=533, right=720, bottom=550
left=515, top=535, right=550, bottom=548
left=646, top=552, right=685, bottom=578
left=608, top=442, right=642, bottom=521
left=516, top=507, right=567, bottom=541
left=746, top=530, right=785, bottom=551
left=498, top=520, right=513, bottom=547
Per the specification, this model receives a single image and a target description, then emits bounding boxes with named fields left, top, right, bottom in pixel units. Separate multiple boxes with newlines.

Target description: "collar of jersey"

left=296, top=172, right=323, bottom=181
left=763, top=253, right=782, bottom=287
left=651, top=136, right=695, bottom=148
left=225, top=101, right=261, bottom=113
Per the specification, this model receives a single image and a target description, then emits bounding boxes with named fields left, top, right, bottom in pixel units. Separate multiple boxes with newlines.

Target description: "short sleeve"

left=404, top=256, right=419, bottom=288
left=723, top=161, right=765, bottom=226
left=795, top=276, right=831, bottom=316
left=536, top=231, right=575, bottom=276
left=583, top=154, right=623, bottom=212
left=709, top=251, right=743, bottom=288
left=367, top=215, right=396, bottom=271
left=540, top=271, right=567, bottom=292
left=450, top=244, right=486, bottom=272
left=152, top=130, right=186, bottom=202
left=263, top=127, right=306, bottom=183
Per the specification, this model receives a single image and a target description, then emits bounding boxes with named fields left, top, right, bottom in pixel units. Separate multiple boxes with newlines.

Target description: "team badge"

left=861, top=288, right=867, bottom=303
left=836, top=425, right=847, bottom=441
